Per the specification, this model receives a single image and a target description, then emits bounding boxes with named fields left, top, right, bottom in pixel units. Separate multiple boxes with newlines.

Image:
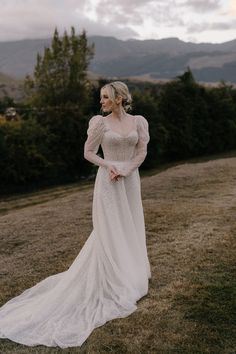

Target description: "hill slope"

left=0, top=156, right=235, bottom=353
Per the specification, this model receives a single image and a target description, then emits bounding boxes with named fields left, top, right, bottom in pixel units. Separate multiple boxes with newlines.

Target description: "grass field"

left=0, top=156, right=235, bottom=354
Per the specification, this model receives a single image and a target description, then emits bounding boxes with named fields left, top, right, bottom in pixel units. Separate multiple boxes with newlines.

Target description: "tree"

left=132, top=90, right=167, bottom=167
left=0, top=96, right=15, bottom=114
left=0, top=119, right=54, bottom=190
left=176, top=67, right=195, bottom=85
left=205, top=84, right=236, bottom=152
left=23, top=27, right=95, bottom=182
left=158, top=70, right=210, bottom=159
left=24, top=27, right=94, bottom=112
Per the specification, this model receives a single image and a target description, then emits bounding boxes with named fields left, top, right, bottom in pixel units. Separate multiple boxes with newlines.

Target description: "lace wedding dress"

left=0, top=114, right=151, bottom=348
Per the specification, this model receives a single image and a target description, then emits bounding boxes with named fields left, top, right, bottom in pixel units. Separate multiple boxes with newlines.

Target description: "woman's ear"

left=115, top=95, right=123, bottom=105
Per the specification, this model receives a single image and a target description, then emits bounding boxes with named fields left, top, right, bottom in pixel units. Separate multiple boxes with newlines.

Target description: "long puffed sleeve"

left=84, top=115, right=108, bottom=168
left=120, top=115, right=150, bottom=177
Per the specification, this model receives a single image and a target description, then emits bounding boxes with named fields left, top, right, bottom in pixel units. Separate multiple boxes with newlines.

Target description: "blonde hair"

left=102, top=81, right=132, bottom=112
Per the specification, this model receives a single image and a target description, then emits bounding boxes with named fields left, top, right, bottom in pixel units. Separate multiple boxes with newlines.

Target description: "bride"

left=0, top=81, right=151, bottom=348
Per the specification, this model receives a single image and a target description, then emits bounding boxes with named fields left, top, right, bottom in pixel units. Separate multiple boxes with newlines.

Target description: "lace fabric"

left=84, top=114, right=150, bottom=176
left=84, top=115, right=108, bottom=168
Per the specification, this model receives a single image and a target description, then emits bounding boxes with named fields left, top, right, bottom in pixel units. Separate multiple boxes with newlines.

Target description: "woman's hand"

left=107, top=165, right=121, bottom=181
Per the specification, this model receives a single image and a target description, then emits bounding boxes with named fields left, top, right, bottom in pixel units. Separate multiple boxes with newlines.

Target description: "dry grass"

left=0, top=156, right=236, bottom=354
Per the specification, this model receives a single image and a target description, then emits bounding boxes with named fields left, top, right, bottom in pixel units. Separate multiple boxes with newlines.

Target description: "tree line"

left=0, top=28, right=236, bottom=194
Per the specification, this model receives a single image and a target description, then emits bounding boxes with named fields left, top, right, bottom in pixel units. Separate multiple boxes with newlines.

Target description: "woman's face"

left=100, top=87, right=115, bottom=112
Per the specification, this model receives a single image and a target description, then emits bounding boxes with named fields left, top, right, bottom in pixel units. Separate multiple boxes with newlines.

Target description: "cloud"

left=78, top=0, right=185, bottom=41
left=93, top=0, right=148, bottom=26
left=0, top=0, right=137, bottom=41
left=182, top=0, right=221, bottom=13
left=230, top=0, right=236, bottom=15
left=0, top=0, right=234, bottom=43
left=187, top=20, right=236, bottom=33
left=211, top=20, right=236, bottom=30
left=0, top=0, right=87, bottom=41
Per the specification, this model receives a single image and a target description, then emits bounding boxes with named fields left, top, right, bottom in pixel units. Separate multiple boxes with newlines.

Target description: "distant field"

left=0, top=157, right=235, bottom=354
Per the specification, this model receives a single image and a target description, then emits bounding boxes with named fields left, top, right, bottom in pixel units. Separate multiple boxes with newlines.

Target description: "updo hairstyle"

left=102, top=81, right=132, bottom=112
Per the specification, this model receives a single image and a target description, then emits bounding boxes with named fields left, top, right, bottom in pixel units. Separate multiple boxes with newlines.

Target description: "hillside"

left=0, top=156, right=235, bottom=353
left=0, top=36, right=236, bottom=83
left=0, top=72, right=24, bottom=101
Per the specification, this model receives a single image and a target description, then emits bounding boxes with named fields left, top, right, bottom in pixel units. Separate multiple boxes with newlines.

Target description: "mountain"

left=0, top=36, right=236, bottom=83
left=88, top=37, right=236, bottom=83
left=0, top=38, right=51, bottom=79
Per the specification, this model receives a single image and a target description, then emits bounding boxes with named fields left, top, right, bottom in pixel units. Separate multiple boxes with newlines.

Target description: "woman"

left=0, top=81, right=150, bottom=348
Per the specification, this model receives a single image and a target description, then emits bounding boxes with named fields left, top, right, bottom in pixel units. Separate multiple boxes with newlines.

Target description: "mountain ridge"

left=0, top=36, right=236, bottom=83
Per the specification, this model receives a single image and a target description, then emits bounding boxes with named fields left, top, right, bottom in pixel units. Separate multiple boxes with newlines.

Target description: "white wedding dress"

left=0, top=114, right=151, bottom=348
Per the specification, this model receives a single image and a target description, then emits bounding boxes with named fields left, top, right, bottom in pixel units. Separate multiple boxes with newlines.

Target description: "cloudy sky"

left=0, top=0, right=236, bottom=43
